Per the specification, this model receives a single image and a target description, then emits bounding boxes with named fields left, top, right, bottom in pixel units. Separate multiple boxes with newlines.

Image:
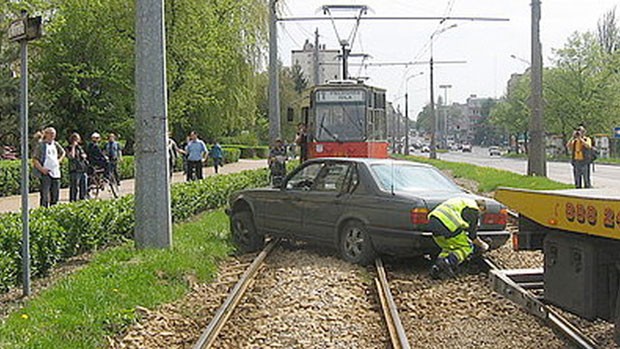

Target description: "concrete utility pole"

left=134, top=0, right=172, bottom=249
left=313, top=28, right=320, bottom=86
left=440, top=84, right=452, bottom=148
left=528, top=0, right=546, bottom=176
left=268, top=0, right=281, bottom=143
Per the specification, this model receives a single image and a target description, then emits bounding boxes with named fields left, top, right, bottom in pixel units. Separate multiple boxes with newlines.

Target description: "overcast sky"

left=276, top=0, right=620, bottom=119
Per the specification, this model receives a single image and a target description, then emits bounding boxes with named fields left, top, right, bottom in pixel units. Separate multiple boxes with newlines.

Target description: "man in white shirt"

left=32, top=127, right=66, bottom=207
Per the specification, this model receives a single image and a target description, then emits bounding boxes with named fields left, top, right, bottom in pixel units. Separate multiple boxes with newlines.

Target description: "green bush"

left=0, top=152, right=243, bottom=198
left=222, top=145, right=269, bottom=159
left=0, top=167, right=268, bottom=292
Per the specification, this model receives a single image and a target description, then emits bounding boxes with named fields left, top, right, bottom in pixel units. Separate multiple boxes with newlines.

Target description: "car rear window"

left=370, top=164, right=461, bottom=192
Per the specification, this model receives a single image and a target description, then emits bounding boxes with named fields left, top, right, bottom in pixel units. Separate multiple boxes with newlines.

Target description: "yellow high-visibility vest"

left=429, top=198, right=479, bottom=233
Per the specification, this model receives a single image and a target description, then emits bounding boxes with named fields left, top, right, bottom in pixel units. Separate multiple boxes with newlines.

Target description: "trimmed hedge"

left=0, top=148, right=242, bottom=198
left=0, top=167, right=269, bottom=291
left=222, top=144, right=269, bottom=159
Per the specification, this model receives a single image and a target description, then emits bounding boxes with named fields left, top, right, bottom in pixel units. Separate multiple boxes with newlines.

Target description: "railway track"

left=192, top=239, right=411, bottom=349
left=484, top=255, right=601, bottom=349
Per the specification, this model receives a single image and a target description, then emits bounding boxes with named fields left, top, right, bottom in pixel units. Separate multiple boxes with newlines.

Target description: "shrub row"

left=0, top=147, right=242, bottom=198
left=222, top=144, right=269, bottom=159
left=0, top=166, right=269, bottom=291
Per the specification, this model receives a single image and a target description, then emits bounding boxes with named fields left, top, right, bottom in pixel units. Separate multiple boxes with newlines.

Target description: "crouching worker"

left=428, top=197, right=490, bottom=279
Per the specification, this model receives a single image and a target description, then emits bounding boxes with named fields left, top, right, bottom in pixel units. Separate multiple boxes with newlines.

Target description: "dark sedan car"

left=228, top=158, right=509, bottom=264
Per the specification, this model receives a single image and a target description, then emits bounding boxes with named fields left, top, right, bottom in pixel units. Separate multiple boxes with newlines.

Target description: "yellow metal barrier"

left=496, top=187, right=620, bottom=240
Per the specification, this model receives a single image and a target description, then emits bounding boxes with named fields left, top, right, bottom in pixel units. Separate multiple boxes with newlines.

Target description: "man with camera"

left=566, top=125, right=593, bottom=188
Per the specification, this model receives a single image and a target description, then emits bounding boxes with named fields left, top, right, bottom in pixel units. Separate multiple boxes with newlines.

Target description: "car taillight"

left=482, top=209, right=508, bottom=225
left=512, top=232, right=519, bottom=251
left=410, top=208, right=429, bottom=225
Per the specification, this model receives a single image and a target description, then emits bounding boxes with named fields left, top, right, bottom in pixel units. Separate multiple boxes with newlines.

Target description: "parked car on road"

left=488, top=146, right=501, bottom=156
left=227, top=158, right=509, bottom=264
left=421, top=145, right=430, bottom=153
left=462, top=143, right=472, bottom=152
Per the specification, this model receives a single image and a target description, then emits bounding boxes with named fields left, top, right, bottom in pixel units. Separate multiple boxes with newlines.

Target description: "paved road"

left=432, top=147, right=620, bottom=189
left=0, top=159, right=268, bottom=213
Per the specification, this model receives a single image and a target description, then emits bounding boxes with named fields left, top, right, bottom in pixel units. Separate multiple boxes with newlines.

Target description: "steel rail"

left=375, top=258, right=411, bottom=349
left=484, top=256, right=600, bottom=349
left=193, top=239, right=279, bottom=349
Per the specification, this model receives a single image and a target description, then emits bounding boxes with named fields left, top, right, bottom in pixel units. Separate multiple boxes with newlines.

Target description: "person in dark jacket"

left=209, top=140, right=224, bottom=174
left=66, top=132, right=89, bottom=201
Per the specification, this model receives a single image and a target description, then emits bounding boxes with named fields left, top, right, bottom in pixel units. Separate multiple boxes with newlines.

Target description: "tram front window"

left=315, top=103, right=366, bottom=142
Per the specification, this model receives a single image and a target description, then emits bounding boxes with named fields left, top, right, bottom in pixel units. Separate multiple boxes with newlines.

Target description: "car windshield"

left=370, top=163, right=462, bottom=192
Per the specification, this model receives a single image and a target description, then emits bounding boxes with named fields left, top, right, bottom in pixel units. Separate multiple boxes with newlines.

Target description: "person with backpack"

left=567, top=125, right=593, bottom=188
left=66, top=132, right=89, bottom=201
left=32, top=127, right=66, bottom=207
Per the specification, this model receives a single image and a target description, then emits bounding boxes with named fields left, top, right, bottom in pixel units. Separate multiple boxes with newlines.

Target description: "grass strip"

left=394, top=154, right=573, bottom=192
left=0, top=210, right=231, bottom=349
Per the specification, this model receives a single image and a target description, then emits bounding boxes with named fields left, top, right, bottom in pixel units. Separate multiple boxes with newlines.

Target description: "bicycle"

left=88, top=166, right=119, bottom=199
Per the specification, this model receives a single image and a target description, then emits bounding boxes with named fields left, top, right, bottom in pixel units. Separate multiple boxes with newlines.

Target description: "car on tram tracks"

left=227, top=158, right=510, bottom=265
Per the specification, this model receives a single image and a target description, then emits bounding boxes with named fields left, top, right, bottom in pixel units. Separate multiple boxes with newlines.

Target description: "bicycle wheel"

left=107, top=176, right=119, bottom=198
left=88, top=180, right=100, bottom=199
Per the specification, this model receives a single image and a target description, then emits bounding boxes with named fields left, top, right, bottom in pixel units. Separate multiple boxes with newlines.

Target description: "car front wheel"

left=231, top=210, right=264, bottom=253
left=340, top=221, right=376, bottom=265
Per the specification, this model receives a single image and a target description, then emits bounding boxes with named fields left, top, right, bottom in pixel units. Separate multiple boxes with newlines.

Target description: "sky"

left=276, top=0, right=620, bottom=119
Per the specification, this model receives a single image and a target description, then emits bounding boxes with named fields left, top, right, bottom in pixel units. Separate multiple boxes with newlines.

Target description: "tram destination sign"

left=316, top=89, right=365, bottom=103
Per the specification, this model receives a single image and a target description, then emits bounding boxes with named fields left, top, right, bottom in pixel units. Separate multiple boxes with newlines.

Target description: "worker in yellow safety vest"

left=428, top=197, right=490, bottom=279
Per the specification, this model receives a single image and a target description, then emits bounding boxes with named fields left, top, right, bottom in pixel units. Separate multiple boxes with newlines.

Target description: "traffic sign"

left=8, top=19, right=26, bottom=42
left=615, top=127, right=620, bottom=139
left=7, top=16, right=42, bottom=42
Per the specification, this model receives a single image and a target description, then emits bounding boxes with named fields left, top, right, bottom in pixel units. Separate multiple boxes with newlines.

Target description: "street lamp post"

left=429, top=24, right=457, bottom=159
left=405, top=72, right=424, bottom=155
left=439, top=84, right=452, bottom=148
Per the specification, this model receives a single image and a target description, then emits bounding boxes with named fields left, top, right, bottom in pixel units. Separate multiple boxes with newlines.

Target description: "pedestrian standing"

left=104, top=133, right=122, bottom=185
left=295, top=123, right=308, bottom=163
left=167, top=132, right=182, bottom=177
left=567, top=125, right=593, bottom=188
left=427, top=197, right=490, bottom=279
left=185, top=131, right=208, bottom=181
left=209, top=140, right=224, bottom=174
left=66, top=132, right=88, bottom=201
left=32, top=127, right=66, bottom=207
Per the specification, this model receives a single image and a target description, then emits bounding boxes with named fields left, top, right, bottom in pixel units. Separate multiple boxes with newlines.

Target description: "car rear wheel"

left=340, top=221, right=376, bottom=265
left=232, top=210, right=264, bottom=253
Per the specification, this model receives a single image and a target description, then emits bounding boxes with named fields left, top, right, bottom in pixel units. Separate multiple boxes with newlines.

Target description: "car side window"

left=286, top=163, right=322, bottom=190
left=311, top=163, right=350, bottom=192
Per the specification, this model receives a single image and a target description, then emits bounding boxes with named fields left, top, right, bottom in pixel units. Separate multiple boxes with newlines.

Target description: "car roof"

left=304, top=157, right=434, bottom=168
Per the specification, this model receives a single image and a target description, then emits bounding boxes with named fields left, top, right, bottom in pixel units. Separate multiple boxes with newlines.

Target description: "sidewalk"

left=0, top=159, right=268, bottom=213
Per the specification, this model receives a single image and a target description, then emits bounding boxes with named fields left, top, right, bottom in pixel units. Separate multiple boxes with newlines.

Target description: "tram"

left=300, top=80, right=388, bottom=159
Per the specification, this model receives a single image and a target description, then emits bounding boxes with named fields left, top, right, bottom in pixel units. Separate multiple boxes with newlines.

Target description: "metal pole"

left=527, top=0, right=546, bottom=176
left=313, top=28, right=320, bottom=86
left=268, top=0, right=281, bottom=143
left=429, top=53, right=437, bottom=159
left=341, top=43, right=349, bottom=80
left=19, top=12, right=30, bottom=296
left=405, top=93, right=409, bottom=155
left=134, top=0, right=172, bottom=249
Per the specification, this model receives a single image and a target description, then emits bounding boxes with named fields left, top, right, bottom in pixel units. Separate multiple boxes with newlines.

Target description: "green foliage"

left=0, top=166, right=268, bottom=292
left=0, top=210, right=232, bottom=348
left=222, top=145, right=269, bottom=159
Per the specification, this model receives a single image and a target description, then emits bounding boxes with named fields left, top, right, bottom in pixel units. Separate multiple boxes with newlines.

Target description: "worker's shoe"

left=432, top=257, right=457, bottom=279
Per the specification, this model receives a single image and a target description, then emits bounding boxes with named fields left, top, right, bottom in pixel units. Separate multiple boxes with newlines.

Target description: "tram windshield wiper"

left=318, top=112, right=342, bottom=143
